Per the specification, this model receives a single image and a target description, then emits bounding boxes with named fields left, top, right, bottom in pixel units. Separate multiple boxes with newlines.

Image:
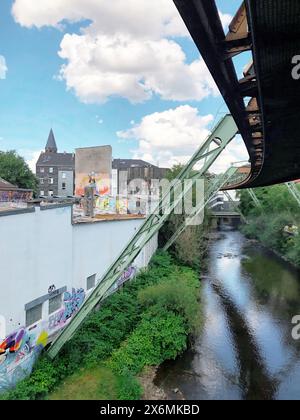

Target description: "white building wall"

left=0, top=206, right=157, bottom=337
left=0, top=206, right=73, bottom=334
left=0, top=205, right=158, bottom=391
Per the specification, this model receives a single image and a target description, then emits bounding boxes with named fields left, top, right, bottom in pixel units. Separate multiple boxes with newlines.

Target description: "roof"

left=45, top=129, right=58, bottom=153
left=36, top=152, right=75, bottom=168
left=113, top=159, right=166, bottom=170
left=0, top=177, right=17, bottom=190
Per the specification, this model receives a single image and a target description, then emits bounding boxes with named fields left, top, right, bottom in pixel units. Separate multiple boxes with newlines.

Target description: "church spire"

left=45, top=129, right=57, bottom=153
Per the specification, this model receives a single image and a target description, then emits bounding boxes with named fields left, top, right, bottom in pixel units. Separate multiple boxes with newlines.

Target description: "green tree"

left=0, top=150, right=38, bottom=192
left=238, top=184, right=300, bottom=266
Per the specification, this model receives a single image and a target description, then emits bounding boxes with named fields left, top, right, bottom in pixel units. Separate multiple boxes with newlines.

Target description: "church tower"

left=45, top=129, right=58, bottom=153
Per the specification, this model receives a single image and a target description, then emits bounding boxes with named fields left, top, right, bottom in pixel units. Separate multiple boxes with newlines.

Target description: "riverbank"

left=0, top=252, right=202, bottom=400
left=154, top=229, right=300, bottom=400
left=238, top=185, right=300, bottom=269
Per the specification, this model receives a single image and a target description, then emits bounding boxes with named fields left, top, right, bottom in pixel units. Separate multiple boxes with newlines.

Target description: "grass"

left=49, top=365, right=118, bottom=400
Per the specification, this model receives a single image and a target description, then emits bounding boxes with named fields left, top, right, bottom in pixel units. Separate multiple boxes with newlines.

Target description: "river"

left=155, top=229, right=300, bottom=400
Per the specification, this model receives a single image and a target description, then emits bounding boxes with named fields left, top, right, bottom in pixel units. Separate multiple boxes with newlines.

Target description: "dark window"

left=26, top=304, right=42, bottom=327
left=87, top=274, right=96, bottom=290
left=49, top=294, right=62, bottom=315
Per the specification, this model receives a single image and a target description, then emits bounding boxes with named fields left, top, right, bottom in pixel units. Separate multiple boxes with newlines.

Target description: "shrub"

left=138, top=267, right=201, bottom=334
left=109, top=311, right=187, bottom=376
left=117, top=374, right=142, bottom=400
left=0, top=251, right=201, bottom=400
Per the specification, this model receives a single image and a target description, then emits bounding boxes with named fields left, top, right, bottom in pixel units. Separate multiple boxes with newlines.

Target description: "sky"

left=0, top=0, right=249, bottom=173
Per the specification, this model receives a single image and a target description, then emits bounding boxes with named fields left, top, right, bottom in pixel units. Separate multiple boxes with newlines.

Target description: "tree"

left=0, top=150, right=38, bottom=192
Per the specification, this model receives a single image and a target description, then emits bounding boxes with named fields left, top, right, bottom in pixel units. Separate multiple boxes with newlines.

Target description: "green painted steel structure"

left=223, top=191, right=248, bottom=225
left=47, top=114, right=238, bottom=359
left=163, top=167, right=238, bottom=252
left=247, top=189, right=262, bottom=208
left=286, top=182, right=300, bottom=207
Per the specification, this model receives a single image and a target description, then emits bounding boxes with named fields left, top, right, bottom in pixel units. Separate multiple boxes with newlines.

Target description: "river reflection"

left=155, top=230, right=300, bottom=400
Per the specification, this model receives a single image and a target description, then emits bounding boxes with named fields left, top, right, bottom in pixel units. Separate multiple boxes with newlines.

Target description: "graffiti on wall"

left=0, top=190, right=33, bottom=203
left=105, top=266, right=137, bottom=298
left=93, top=196, right=129, bottom=215
left=0, top=327, right=48, bottom=391
left=75, top=173, right=110, bottom=197
left=0, top=288, right=85, bottom=392
left=48, top=288, right=85, bottom=331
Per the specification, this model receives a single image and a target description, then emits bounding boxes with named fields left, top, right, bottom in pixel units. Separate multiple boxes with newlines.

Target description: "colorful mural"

left=0, top=288, right=85, bottom=392
left=0, top=190, right=33, bottom=203
left=0, top=327, right=48, bottom=391
left=48, top=288, right=85, bottom=331
left=75, top=173, right=110, bottom=197
left=93, top=196, right=129, bottom=215
left=105, top=266, right=137, bottom=298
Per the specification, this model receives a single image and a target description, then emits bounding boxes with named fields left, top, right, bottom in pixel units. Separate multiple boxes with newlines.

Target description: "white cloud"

left=219, top=12, right=233, bottom=31
left=18, top=149, right=42, bottom=173
left=12, top=0, right=229, bottom=104
left=209, top=135, right=249, bottom=174
left=117, top=105, right=213, bottom=167
left=118, top=106, right=249, bottom=171
left=0, top=56, right=7, bottom=79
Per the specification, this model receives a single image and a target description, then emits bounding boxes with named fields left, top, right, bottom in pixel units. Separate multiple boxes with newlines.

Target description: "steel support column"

left=247, top=188, right=262, bottom=208
left=223, top=191, right=248, bottom=224
left=163, top=167, right=237, bottom=251
left=47, top=115, right=238, bottom=359
left=286, top=182, right=300, bottom=207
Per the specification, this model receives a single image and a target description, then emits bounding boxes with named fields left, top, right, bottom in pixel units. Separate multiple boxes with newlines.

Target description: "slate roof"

left=36, top=152, right=75, bottom=168
left=0, top=177, right=17, bottom=190
left=45, top=129, right=58, bottom=153
left=113, top=159, right=165, bottom=170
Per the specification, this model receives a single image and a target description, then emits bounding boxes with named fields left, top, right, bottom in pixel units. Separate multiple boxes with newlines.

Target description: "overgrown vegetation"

left=0, top=252, right=201, bottom=400
left=160, top=164, right=212, bottom=270
left=239, top=184, right=300, bottom=267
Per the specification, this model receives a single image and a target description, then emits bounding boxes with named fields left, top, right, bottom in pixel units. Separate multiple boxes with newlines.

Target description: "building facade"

left=75, top=146, right=112, bottom=197
left=36, top=130, right=75, bottom=197
left=112, top=159, right=168, bottom=196
left=0, top=205, right=157, bottom=391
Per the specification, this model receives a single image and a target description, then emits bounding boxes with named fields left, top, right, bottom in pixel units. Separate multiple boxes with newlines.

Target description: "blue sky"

left=0, top=0, right=248, bottom=171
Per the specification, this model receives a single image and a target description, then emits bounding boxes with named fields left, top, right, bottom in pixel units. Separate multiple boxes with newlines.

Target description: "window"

left=87, top=274, right=96, bottom=290
left=62, top=182, right=66, bottom=190
left=49, top=190, right=54, bottom=197
left=49, top=178, right=54, bottom=185
left=40, top=168, right=45, bottom=173
left=26, top=304, right=42, bottom=327
left=49, top=294, right=62, bottom=315
left=62, top=172, right=67, bottom=179
left=40, top=178, right=44, bottom=185
left=49, top=167, right=54, bottom=173
left=40, top=191, right=45, bottom=196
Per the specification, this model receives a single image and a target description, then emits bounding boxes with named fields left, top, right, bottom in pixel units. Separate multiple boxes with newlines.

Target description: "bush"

left=109, top=311, right=187, bottom=376
left=138, top=267, right=200, bottom=334
left=117, top=374, right=142, bottom=400
left=1, top=251, right=201, bottom=400
left=240, top=189, right=300, bottom=268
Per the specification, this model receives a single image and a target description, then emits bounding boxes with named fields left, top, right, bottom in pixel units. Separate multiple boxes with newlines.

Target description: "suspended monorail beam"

left=47, top=114, right=238, bottom=359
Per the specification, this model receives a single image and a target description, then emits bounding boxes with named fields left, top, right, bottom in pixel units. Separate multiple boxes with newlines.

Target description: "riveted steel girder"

left=47, top=115, right=238, bottom=359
